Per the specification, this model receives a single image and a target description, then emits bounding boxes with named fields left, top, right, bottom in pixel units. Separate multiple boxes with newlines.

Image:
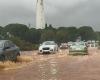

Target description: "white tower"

left=36, top=0, right=45, bottom=29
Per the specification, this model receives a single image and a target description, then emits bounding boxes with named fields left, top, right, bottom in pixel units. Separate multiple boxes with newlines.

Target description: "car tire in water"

left=0, top=54, right=5, bottom=61
left=17, top=52, right=20, bottom=56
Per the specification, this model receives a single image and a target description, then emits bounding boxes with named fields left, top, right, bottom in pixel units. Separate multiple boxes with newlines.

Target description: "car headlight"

left=50, top=49, right=53, bottom=51
left=50, top=47, right=54, bottom=49
left=39, top=46, right=42, bottom=50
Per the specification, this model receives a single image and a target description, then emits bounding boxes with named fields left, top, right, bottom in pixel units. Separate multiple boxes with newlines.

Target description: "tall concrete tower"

left=36, top=0, right=45, bottom=29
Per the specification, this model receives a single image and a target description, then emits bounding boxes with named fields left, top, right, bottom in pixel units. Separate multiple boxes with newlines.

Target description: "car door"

left=4, top=41, right=16, bottom=60
left=7, top=41, right=17, bottom=54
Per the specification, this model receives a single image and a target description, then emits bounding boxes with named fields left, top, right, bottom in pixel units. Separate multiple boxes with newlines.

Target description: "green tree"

left=78, top=26, right=96, bottom=40
left=56, top=30, right=68, bottom=43
left=25, top=28, right=41, bottom=43
left=67, top=27, right=78, bottom=41
left=40, top=29, right=56, bottom=42
left=56, top=27, right=68, bottom=43
left=4, top=23, right=29, bottom=40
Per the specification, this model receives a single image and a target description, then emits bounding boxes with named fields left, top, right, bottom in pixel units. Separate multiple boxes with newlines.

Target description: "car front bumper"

left=39, top=49, right=55, bottom=54
left=69, top=49, right=88, bottom=54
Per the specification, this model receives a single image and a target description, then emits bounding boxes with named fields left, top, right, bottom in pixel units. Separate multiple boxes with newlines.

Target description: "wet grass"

left=0, top=55, right=33, bottom=70
left=17, top=55, right=33, bottom=62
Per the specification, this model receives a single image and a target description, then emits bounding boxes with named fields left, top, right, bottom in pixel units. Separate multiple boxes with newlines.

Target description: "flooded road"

left=0, top=49, right=100, bottom=80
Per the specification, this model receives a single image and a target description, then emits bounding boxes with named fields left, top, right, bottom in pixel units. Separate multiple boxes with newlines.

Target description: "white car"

left=38, top=41, right=58, bottom=54
left=69, top=41, right=88, bottom=55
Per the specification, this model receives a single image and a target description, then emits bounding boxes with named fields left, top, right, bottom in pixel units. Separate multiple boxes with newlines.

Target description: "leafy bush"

left=9, top=36, right=38, bottom=51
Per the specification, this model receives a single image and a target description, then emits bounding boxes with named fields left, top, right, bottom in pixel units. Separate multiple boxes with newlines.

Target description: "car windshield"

left=72, top=42, right=84, bottom=46
left=43, top=41, right=55, bottom=45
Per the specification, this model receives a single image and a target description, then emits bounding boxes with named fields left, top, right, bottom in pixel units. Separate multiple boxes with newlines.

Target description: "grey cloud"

left=0, top=0, right=35, bottom=27
left=45, top=0, right=100, bottom=31
left=0, top=0, right=100, bottom=31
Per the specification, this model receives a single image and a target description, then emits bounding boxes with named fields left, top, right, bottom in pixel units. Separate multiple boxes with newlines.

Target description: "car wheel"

left=7, top=55, right=12, bottom=61
left=0, top=54, right=5, bottom=61
left=11, top=54, right=17, bottom=62
left=17, top=52, right=20, bottom=56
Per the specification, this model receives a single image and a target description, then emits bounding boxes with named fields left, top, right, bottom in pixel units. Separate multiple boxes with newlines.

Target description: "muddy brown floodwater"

left=0, top=48, right=100, bottom=80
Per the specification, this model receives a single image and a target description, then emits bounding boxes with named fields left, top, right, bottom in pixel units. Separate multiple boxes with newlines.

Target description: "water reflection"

left=49, top=56, right=58, bottom=80
left=38, top=55, right=59, bottom=80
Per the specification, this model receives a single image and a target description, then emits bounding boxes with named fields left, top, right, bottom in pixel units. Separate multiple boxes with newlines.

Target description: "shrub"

left=9, top=36, right=38, bottom=51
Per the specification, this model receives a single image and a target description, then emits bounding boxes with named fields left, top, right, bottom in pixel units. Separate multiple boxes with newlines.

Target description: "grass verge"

left=0, top=55, right=33, bottom=70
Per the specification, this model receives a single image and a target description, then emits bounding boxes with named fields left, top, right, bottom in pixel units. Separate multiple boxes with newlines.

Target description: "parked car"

left=38, top=41, right=58, bottom=54
left=0, top=40, right=20, bottom=61
left=60, top=43, right=68, bottom=49
left=69, top=41, right=88, bottom=55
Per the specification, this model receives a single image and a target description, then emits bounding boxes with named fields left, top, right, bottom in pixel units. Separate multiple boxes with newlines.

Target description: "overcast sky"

left=0, top=0, right=100, bottom=31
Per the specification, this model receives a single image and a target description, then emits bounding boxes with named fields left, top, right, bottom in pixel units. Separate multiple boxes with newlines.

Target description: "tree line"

left=0, top=23, right=100, bottom=50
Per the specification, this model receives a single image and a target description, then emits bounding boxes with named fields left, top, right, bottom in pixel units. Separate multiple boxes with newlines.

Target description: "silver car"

left=0, top=40, right=20, bottom=61
left=38, top=41, right=58, bottom=54
left=69, top=41, right=88, bottom=55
